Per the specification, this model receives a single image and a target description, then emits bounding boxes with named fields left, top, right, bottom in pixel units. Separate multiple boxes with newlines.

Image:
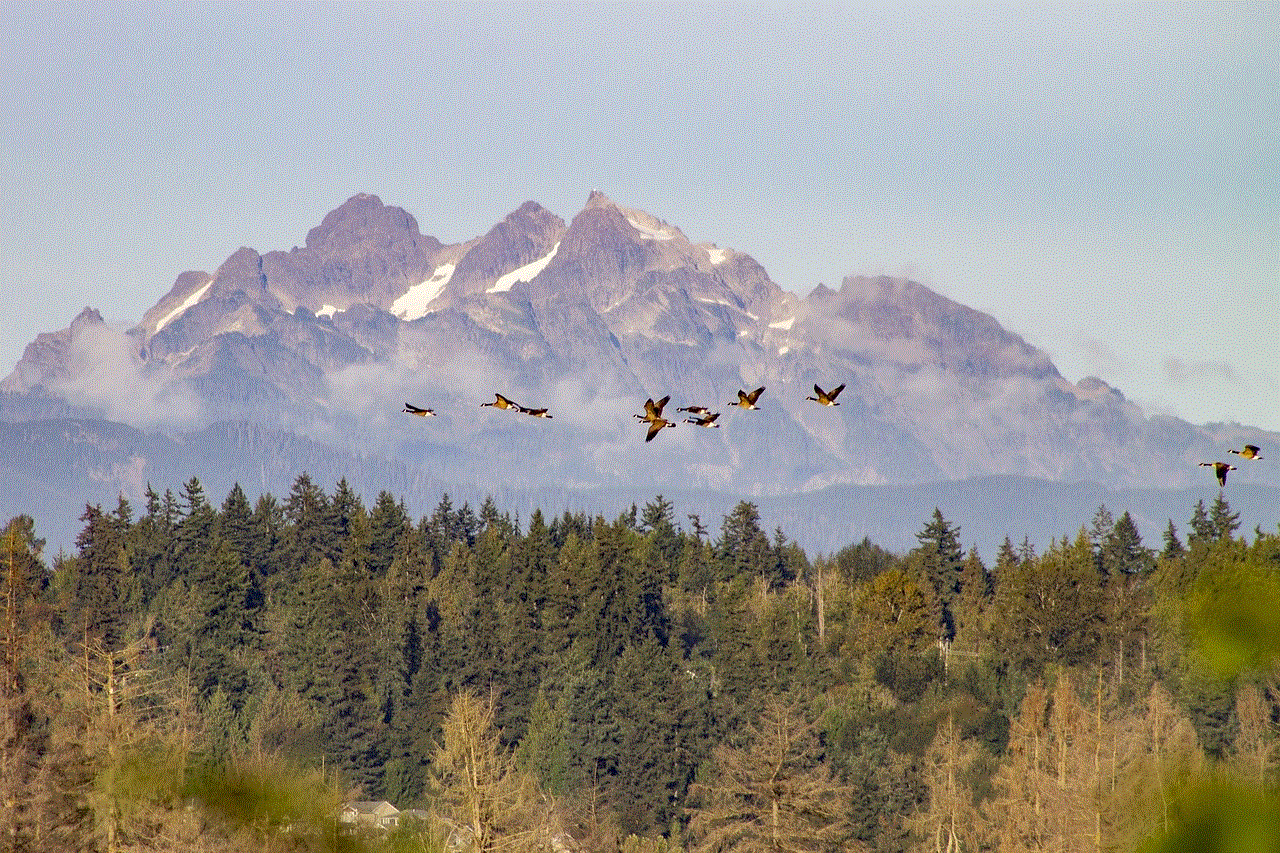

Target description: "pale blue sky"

left=2, top=2, right=1276, bottom=430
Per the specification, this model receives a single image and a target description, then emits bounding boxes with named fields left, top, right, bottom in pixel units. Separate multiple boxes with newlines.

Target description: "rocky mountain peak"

left=446, top=202, right=566, bottom=298
left=1, top=307, right=108, bottom=394
left=809, top=275, right=1058, bottom=380
left=584, top=189, right=615, bottom=209
left=70, top=306, right=105, bottom=331
left=1076, top=375, right=1127, bottom=403
left=303, top=193, right=424, bottom=252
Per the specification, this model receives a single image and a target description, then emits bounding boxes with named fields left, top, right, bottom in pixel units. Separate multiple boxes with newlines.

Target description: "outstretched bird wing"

left=645, top=419, right=670, bottom=442
left=642, top=395, right=671, bottom=419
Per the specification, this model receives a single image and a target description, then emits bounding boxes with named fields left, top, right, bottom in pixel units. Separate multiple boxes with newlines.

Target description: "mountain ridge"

left=2, top=191, right=1275, bottom=548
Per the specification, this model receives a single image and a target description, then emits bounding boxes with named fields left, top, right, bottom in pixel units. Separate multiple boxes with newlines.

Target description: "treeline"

left=2, top=474, right=1278, bottom=852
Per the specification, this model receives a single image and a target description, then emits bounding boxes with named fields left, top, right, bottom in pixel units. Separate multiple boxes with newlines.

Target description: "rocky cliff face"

left=5, top=192, right=1270, bottom=494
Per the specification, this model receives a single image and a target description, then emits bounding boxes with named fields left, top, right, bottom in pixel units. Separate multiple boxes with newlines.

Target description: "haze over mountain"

left=3, top=192, right=1274, bottom=554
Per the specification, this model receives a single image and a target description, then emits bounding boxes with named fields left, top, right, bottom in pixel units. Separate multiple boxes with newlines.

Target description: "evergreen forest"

left=3, top=473, right=1279, bottom=852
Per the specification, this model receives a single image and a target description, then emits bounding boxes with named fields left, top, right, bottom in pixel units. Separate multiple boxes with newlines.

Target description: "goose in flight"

left=1229, top=444, right=1264, bottom=460
left=519, top=406, right=554, bottom=418
left=729, top=387, right=766, bottom=410
left=1199, top=461, right=1238, bottom=487
left=481, top=393, right=520, bottom=410
left=633, top=395, right=671, bottom=423
left=677, top=404, right=712, bottom=416
left=805, top=383, right=845, bottom=406
left=684, top=412, right=720, bottom=428
left=644, top=417, right=677, bottom=442
left=402, top=403, right=436, bottom=417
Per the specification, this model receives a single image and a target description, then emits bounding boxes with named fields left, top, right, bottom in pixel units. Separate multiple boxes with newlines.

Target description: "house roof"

left=342, top=801, right=400, bottom=816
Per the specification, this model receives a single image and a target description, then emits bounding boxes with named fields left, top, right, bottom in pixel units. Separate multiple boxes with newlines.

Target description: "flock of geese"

left=1200, top=444, right=1265, bottom=487
left=402, top=384, right=844, bottom=443
left=403, top=388, right=1263, bottom=488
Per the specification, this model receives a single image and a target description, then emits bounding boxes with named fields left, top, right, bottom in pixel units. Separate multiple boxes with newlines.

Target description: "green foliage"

left=6, top=480, right=1279, bottom=851
left=1139, top=772, right=1280, bottom=853
left=1187, top=555, right=1280, bottom=679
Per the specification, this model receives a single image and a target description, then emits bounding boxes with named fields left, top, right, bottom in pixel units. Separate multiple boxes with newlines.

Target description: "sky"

left=2, top=1, right=1276, bottom=431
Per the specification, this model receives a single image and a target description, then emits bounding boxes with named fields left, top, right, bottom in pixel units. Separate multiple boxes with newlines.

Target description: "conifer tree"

left=368, top=490, right=410, bottom=577
left=248, top=492, right=284, bottom=583
left=994, top=535, right=1019, bottom=581
left=1160, top=519, right=1185, bottom=560
left=1188, top=499, right=1214, bottom=546
left=581, top=517, right=663, bottom=666
left=990, top=529, right=1104, bottom=672
left=518, top=687, right=576, bottom=797
left=1209, top=492, right=1241, bottom=543
left=953, top=547, right=990, bottom=654
left=216, top=483, right=255, bottom=562
left=1102, top=511, right=1151, bottom=576
left=912, top=509, right=964, bottom=639
left=1089, top=504, right=1115, bottom=570
left=608, top=636, right=684, bottom=834
left=499, top=512, right=555, bottom=735
left=183, top=536, right=256, bottom=702
left=281, top=472, right=334, bottom=577
left=58, top=501, right=138, bottom=648
left=716, top=502, right=773, bottom=587
left=131, top=485, right=176, bottom=602
left=640, top=495, right=682, bottom=584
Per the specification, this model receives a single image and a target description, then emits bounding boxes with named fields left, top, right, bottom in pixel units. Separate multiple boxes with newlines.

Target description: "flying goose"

left=805, top=383, right=845, bottom=406
left=402, top=402, right=437, bottom=417
left=481, top=393, right=520, bottom=410
left=633, top=395, right=671, bottom=423
left=1199, top=461, right=1238, bottom=487
left=519, top=406, right=554, bottom=418
left=729, top=386, right=765, bottom=410
left=677, top=405, right=712, bottom=416
left=684, top=412, right=721, bottom=428
left=644, top=417, right=676, bottom=442
left=1229, top=444, right=1263, bottom=460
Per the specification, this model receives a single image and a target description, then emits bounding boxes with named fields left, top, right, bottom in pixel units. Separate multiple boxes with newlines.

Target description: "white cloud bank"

left=54, top=321, right=204, bottom=427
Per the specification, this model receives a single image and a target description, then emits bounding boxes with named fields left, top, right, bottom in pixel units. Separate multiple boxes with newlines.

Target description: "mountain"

left=3, top=191, right=1275, bottom=553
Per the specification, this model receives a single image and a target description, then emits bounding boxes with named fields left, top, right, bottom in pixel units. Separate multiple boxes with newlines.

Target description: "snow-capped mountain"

left=3, top=191, right=1273, bottom=518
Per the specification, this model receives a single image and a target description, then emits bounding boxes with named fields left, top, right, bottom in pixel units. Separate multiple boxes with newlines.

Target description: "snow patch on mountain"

left=626, top=213, right=677, bottom=241
left=155, top=282, right=210, bottom=333
left=393, top=263, right=455, bottom=319
left=706, top=246, right=729, bottom=265
left=770, top=316, right=796, bottom=331
left=488, top=244, right=558, bottom=293
left=316, top=305, right=338, bottom=319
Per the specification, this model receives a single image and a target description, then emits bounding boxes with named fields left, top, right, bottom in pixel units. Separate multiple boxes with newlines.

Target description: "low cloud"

left=54, top=322, right=204, bottom=428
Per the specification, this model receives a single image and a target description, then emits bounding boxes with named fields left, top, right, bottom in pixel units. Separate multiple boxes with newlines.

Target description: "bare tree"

left=912, top=713, right=981, bottom=853
left=685, top=696, right=855, bottom=853
left=1233, top=682, right=1278, bottom=785
left=432, top=690, right=563, bottom=853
